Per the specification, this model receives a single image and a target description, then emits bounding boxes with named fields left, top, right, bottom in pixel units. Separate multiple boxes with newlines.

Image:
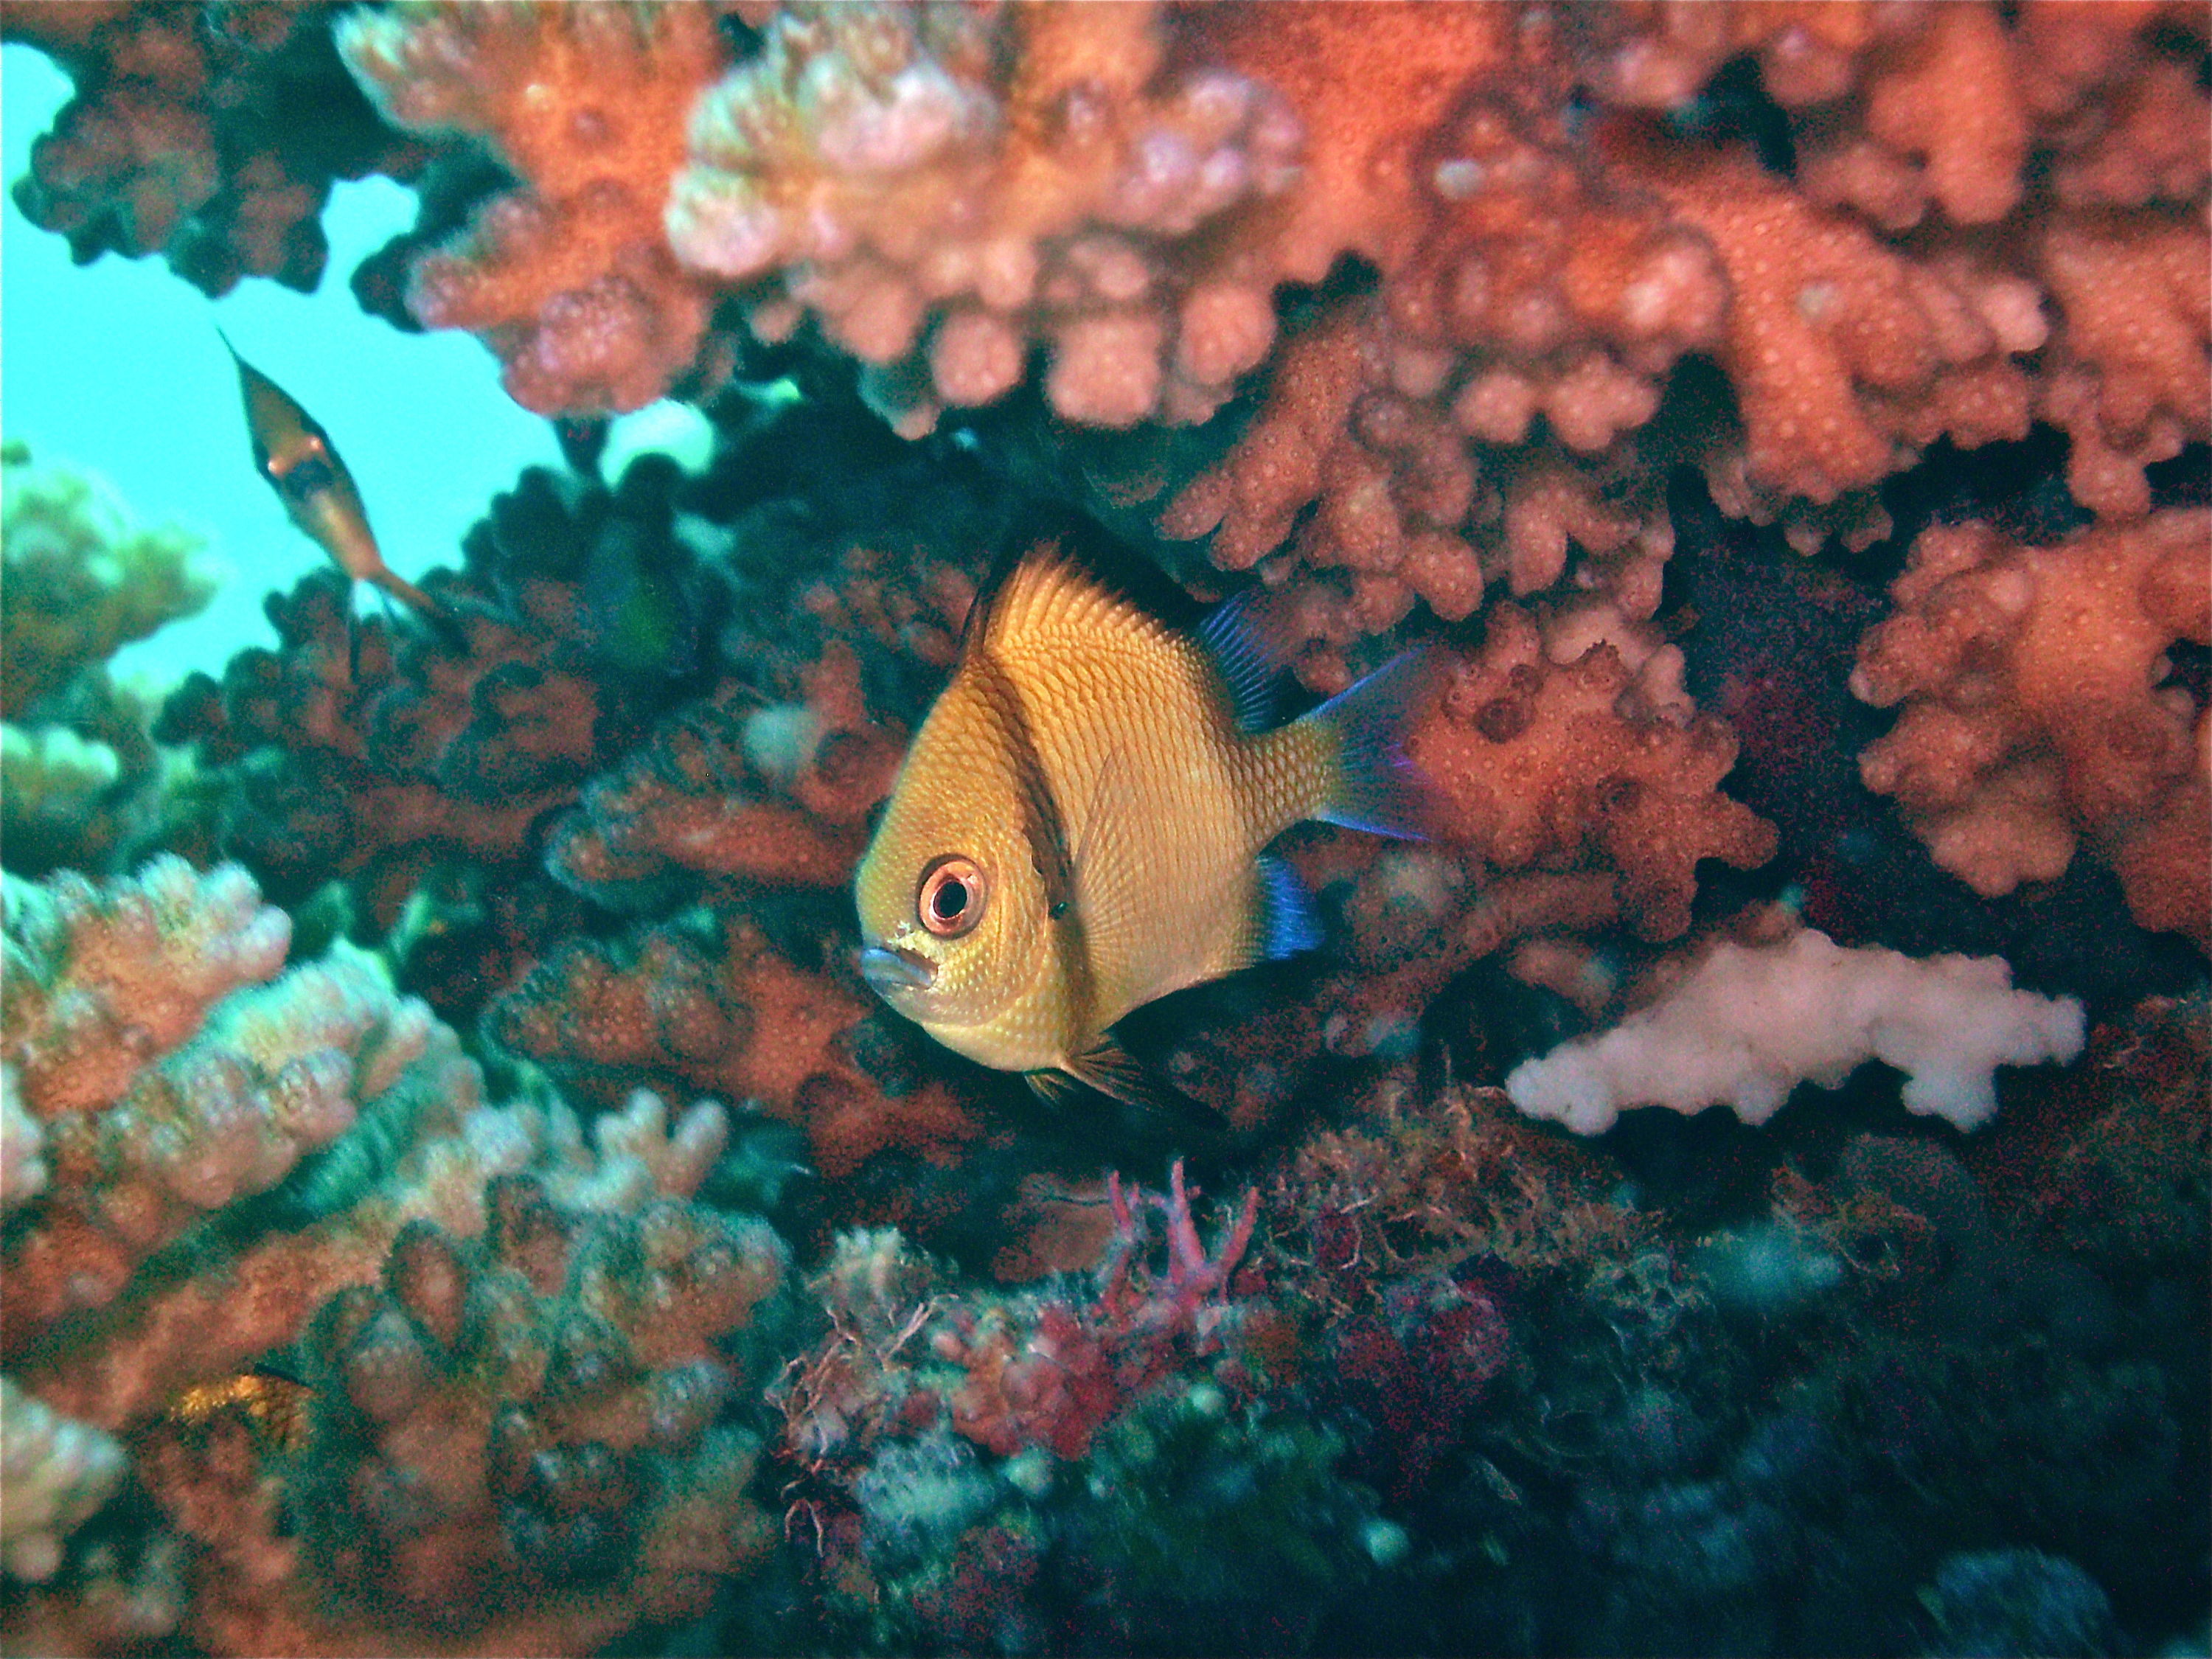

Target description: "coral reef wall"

left=2, top=4, right=2206, bottom=1656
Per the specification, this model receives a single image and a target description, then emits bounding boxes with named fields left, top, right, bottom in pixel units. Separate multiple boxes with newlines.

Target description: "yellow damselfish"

left=854, top=524, right=1435, bottom=1107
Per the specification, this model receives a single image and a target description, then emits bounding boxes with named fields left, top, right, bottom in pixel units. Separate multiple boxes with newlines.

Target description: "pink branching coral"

left=3, top=1, right=423, bottom=296
left=1, top=859, right=739, bottom=1458
left=338, top=2, right=729, bottom=414
left=0, top=1374, right=126, bottom=1585
left=1851, top=509, right=2211, bottom=946
left=0, top=856, right=448, bottom=1360
left=779, top=1162, right=1264, bottom=1472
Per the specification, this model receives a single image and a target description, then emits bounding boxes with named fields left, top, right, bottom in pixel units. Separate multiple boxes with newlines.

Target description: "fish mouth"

left=858, top=944, right=936, bottom=995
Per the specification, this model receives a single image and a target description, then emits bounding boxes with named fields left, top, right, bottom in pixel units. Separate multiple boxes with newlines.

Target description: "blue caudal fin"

left=1300, top=646, right=1441, bottom=839
left=1256, top=855, right=1325, bottom=959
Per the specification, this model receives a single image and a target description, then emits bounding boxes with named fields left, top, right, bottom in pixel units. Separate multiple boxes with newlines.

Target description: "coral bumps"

left=291, top=1177, right=783, bottom=1645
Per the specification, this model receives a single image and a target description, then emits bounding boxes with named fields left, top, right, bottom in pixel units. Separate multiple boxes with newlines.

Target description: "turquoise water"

left=0, top=43, right=558, bottom=688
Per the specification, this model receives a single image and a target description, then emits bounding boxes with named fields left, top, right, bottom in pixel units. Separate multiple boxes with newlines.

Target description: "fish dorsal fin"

left=1197, top=587, right=1304, bottom=733
left=966, top=509, right=1198, bottom=662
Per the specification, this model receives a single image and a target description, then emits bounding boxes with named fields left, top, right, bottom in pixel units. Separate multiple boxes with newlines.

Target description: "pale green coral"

left=0, top=1376, right=125, bottom=1584
left=1, top=440, right=216, bottom=718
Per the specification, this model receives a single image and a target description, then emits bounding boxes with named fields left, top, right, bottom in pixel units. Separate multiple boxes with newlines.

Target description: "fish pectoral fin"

left=1063, top=1034, right=1185, bottom=1114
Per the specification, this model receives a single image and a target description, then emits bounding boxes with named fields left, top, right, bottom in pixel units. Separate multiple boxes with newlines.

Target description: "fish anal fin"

left=1065, top=1033, right=1186, bottom=1115
left=1256, top=855, right=1324, bottom=961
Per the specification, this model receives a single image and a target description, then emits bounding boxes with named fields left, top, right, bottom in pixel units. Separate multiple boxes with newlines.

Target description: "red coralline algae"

left=778, top=1163, right=1264, bottom=1472
left=1852, top=509, right=2211, bottom=946
left=3, top=1, right=422, bottom=296
left=338, top=4, right=728, bottom=414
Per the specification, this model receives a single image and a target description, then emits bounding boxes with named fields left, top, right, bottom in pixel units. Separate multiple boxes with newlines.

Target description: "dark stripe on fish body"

left=272, top=453, right=343, bottom=507
left=967, top=647, right=1097, bottom=1043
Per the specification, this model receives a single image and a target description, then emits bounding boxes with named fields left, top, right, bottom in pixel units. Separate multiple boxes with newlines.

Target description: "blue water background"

left=1, top=44, right=561, bottom=689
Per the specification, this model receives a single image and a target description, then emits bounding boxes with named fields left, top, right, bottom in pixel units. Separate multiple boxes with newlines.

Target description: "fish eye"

left=918, top=855, right=985, bottom=937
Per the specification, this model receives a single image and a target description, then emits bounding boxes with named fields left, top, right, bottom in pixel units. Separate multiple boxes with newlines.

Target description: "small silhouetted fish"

left=854, top=515, right=1437, bottom=1109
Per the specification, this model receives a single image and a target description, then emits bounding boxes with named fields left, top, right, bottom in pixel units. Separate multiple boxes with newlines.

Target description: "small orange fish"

left=854, top=521, right=1435, bottom=1107
left=167, top=1364, right=314, bottom=1453
left=221, top=333, right=451, bottom=661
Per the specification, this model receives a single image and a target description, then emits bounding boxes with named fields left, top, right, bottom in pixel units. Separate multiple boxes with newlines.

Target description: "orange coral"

left=1410, top=604, right=1778, bottom=941
left=1611, top=133, right=2038, bottom=511
left=2034, top=210, right=2212, bottom=520
left=4, top=1, right=422, bottom=295
left=338, top=4, right=728, bottom=414
left=550, top=642, right=908, bottom=900
left=487, top=908, right=981, bottom=1179
left=1190, top=1, right=1514, bottom=285
left=1852, top=510, right=2211, bottom=945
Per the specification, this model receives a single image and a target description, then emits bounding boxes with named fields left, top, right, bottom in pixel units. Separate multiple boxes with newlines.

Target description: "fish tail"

left=368, top=567, right=467, bottom=647
left=1297, top=645, right=1441, bottom=839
